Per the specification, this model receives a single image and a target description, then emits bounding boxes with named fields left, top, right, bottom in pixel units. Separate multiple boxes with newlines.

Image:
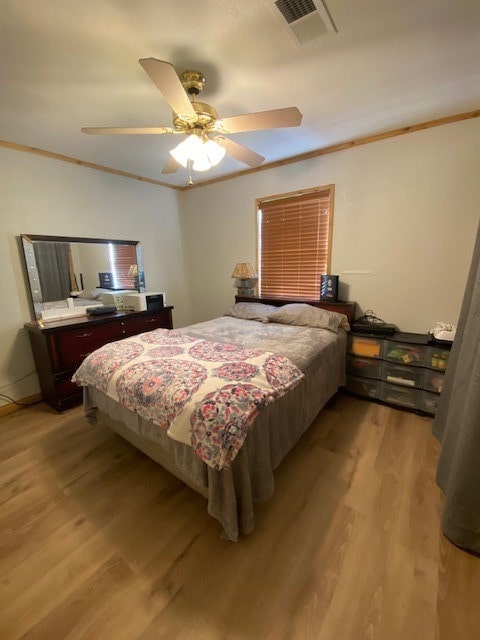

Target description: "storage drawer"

left=347, top=335, right=383, bottom=359
left=346, top=355, right=382, bottom=379
left=426, top=346, right=450, bottom=372
left=53, top=375, right=83, bottom=400
left=423, top=369, right=445, bottom=394
left=53, top=320, right=124, bottom=370
left=379, top=381, right=422, bottom=409
left=421, top=391, right=440, bottom=415
left=121, top=310, right=172, bottom=337
left=383, top=340, right=427, bottom=367
left=345, top=375, right=380, bottom=399
left=381, top=362, right=424, bottom=388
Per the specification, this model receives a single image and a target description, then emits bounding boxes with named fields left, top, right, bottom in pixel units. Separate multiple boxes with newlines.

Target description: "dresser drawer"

left=53, top=374, right=83, bottom=400
left=379, top=381, right=422, bottom=410
left=53, top=321, right=124, bottom=370
left=421, top=391, right=440, bottom=415
left=346, top=355, right=382, bottom=379
left=383, top=340, right=427, bottom=367
left=346, top=375, right=380, bottom=399
left=381, top=362, right=424, bottom=388
left=347, top=335, right=383, bottom=359
left=120, top=310, right=172, bottom=337
left=427, top=346, right=450, bottom=371
left=423, top=369, right=445, bottom=394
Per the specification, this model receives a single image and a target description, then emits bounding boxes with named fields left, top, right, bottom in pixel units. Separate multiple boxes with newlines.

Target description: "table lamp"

left=231, top=262, right=258, bottom=296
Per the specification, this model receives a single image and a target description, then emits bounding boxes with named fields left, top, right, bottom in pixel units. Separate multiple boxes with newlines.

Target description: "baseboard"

left=0, top=393, right=43, bottom=417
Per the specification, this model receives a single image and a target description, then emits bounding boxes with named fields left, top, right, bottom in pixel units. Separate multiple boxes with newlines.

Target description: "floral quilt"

left=72, top=329, right=304, bottom=470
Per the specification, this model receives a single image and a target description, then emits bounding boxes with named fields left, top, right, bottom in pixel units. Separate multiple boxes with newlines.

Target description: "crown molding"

left=0, top=139, right=181, bottom=190
left=2, top=108, right=479, bottom=191
left=183, top=108, right=480, bottom=190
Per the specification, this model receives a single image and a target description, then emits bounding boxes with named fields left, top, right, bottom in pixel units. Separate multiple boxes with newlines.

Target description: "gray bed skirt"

left=83, top=343, right=344, bottom=541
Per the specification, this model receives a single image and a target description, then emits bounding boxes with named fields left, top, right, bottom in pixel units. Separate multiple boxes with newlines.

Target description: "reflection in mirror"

left=21, top=235, right=145, bottom=320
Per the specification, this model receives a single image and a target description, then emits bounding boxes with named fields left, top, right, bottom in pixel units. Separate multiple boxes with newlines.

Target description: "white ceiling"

left=1, top=0, right=479, bottom=187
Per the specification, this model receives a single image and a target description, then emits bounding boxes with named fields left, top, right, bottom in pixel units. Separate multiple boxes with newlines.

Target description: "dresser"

left=346, top=331, right=451, bottom=415
left=24, top=307, right=173, bottom=412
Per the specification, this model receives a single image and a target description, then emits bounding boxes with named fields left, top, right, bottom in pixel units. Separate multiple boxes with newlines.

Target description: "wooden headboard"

left=235, top=296, right=357, bottom=325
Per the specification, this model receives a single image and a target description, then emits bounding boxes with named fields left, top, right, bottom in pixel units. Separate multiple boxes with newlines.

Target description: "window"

left=256, top=185, right=334, bottom=299
left=108, top=243, right=138, bottom=289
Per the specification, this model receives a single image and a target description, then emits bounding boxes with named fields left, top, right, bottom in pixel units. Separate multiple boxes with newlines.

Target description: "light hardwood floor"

left=0, top=393, right=479, bottom=640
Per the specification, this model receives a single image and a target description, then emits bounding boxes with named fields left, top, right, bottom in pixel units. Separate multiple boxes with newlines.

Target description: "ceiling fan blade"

left=139, top=58, right=196, bottom=119
left=81, top=126, right=176, bottom=135
left=214, top=136, right=265, bottom=168
left=214, top=107, right=302, bottom=134
left=161, top=156, right=181, bottom=174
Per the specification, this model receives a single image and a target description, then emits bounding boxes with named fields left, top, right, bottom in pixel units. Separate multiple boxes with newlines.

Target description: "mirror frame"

left=20, top=234, right=145, bottom=320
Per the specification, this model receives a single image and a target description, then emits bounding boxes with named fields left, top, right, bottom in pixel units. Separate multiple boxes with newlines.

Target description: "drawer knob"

left=75, top=332, right=93, bottom=339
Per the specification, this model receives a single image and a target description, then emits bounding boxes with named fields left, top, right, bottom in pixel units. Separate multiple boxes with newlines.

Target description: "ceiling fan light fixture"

left=169, top=143, right=188, bottom=168
left=170, top=135, right=226, bottom=172
left=204, top=139, right=226, bottom=167
left=170, top=134, right=203, bottom=167
left=192, top=154, right=212, bottom=172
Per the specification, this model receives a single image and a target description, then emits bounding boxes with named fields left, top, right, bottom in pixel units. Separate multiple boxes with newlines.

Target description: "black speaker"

left=98, top=272, right=114, bottom=289
left=320, top=274, right=339, bottom=301
left=146, top=293, right=164, bottom=311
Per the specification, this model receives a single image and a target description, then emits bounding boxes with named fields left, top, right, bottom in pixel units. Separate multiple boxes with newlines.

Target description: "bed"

left=73, top=299, right=355, bottom=540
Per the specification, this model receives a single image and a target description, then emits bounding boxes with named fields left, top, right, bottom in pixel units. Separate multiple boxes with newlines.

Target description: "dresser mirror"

left=20, top=234, right=145, bottom=320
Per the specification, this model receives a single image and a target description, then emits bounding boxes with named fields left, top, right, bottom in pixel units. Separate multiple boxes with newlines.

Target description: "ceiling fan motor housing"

left=173, top=101, right=218, bottom=133
left=180, top=70, right=206, bottom=95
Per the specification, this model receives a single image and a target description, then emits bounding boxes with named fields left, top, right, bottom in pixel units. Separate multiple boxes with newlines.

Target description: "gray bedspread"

left=82, top=317, right=347, bottom=540
left=176, top=316, right=340, bottom=371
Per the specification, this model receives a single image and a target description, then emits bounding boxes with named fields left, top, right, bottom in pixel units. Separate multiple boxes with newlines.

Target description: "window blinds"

left=257, top=187, right=333, bottom=299
left=109, top=244, right=138, bottom=289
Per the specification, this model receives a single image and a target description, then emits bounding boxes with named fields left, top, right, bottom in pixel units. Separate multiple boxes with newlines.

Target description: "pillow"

left=77, top=289, right=102, bottom=300
left=268, top=303, right=350, bottom=332
left=224, top=302, right=278, bottom=323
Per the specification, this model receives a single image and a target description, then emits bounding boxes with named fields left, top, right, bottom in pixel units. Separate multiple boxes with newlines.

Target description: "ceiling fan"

left=81, top=58, right=303, bottom=176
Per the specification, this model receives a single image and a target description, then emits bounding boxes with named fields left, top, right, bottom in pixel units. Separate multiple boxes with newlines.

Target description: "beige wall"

left=73, top=242, right=111, bottom=292
left=182, top=118, right=480, bottom=332
left=2, top=117, right=479, bottom=405
left=0, top=148, right=192, bottom=402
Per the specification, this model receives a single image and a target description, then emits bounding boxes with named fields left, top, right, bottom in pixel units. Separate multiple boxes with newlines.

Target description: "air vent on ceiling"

left=265, top=0, right=337, bottom=46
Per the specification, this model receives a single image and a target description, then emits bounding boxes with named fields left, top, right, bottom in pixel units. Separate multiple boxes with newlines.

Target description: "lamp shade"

left=170, top=134, right=203, bottom=168
left=204, top=139, right=226, bottom=167
left=170, top=135, right=226, bottom=172
left=231, top=262, right=258, bottom=279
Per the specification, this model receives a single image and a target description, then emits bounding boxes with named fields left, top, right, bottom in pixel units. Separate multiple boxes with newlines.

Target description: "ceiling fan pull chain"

left=188, top=160, right=193, bottom=186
